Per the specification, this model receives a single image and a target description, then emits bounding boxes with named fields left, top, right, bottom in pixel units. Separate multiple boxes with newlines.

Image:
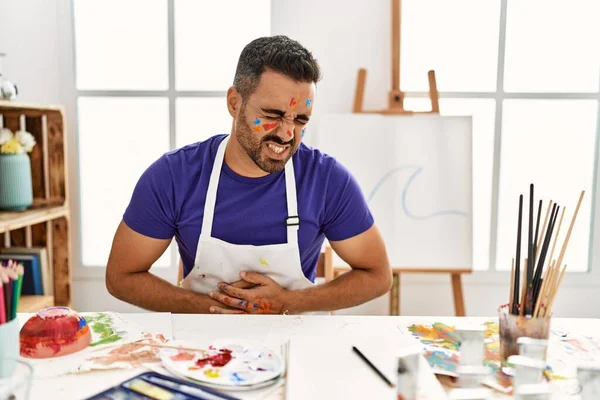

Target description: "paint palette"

left=159, top=340, right=283, bottom=391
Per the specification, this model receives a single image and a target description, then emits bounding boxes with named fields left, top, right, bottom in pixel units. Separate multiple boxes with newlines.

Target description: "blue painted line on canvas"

left=367, top=165, right=468, bottom=220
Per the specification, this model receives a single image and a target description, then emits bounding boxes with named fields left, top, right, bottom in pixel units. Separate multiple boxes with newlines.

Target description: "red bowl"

left=20, top=307, right=91, bottom=359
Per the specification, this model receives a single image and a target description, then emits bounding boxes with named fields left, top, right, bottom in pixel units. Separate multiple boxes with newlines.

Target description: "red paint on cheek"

left=290, top=98, right=297, bottom=107
left=262, top=122, right=278, bottom=131
left=287, top=130, right=293, bottom=137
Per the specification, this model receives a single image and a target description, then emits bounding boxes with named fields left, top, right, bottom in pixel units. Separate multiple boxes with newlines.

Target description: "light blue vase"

left=0, top=153, right=33, bottom=211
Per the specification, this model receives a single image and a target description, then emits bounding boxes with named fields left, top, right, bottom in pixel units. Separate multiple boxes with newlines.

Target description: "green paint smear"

left=84, top=313, right=124, bottom=347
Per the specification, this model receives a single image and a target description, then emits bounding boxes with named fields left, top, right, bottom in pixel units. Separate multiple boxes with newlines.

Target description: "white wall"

left=3, top=0, right=600, bottom=317
left=0, top=0, right=62, bottom=105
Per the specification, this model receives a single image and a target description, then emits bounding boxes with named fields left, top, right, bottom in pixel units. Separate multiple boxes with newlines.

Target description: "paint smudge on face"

left=287, top=129, right=293, bottom=138
left=253, top=118, right=262, bottom=132
left=196, top=349, right=232, bottom=368
left=289, top=97, right=297, bottom=108
left=302, top=128, right=306, bottom=138
left=262, top=122, right=278, bottom=131
left=171, top=350, right=195, bottom=361
left=205, top=369, right=220, bottom=378
left=259, top=257, right=270, bottom=267
left=305, top=98, right=311, bottom=106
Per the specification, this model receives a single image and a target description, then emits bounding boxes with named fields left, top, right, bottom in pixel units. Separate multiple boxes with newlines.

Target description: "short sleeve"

left=123, top=155, right=177, bottom=239
left=322, top=160, right=374, bottom=241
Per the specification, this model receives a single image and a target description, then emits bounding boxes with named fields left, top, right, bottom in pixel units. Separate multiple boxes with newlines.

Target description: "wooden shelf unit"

left=0, top=101, right=72, bottom=311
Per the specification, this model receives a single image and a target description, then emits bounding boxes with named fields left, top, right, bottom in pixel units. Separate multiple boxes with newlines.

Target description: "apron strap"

left=200, top=135, right=228, bottom=237
left=201, top=134, right=300, bottom=246
left=284, top=158, right=300, bottom=245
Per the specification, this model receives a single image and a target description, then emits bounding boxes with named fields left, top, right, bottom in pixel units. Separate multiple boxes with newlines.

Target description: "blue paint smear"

left=367, top=165, right=468, bottom=220
left=231, top=372, right=244, bottom=382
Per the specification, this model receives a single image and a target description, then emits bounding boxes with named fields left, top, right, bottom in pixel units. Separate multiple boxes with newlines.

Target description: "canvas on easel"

left=320, top=0, right=473, bottom=317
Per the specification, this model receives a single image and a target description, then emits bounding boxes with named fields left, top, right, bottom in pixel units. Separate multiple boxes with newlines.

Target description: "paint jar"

left=0, top=358, right=33, bottom=400
left=0, top=318, right=19, bottom=378
left=396, top=350, right=420, bottom=400
left=457, top=325, right=486, bottom=366
left=507, top=355, right=545, bottom=389
left=576, top=362, right=600, bottom=400
left=448, top=387, right=492, bottom=400
left=513, top=382, right=550, bottom=400
left=457, top=365, right=491, bottom=388
left=517, top=337, right=548, bottom=362
left=498, top=305, right=551, bottom=362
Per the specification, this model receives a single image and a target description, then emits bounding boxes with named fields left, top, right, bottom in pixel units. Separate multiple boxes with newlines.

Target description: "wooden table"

left=16, top=314, right=600, bottom=399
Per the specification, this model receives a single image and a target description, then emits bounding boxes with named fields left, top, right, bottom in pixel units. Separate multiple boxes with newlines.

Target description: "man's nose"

left=278, top=119, right=295, bottom=141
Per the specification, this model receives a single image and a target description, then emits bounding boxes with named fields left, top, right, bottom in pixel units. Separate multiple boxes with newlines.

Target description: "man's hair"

left=233, top=35, right=322, bottom=102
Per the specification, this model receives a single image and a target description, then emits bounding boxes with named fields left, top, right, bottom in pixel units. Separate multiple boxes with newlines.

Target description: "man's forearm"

left=286, top=268, right=392, bottom=314
left=107, top=271, right=222, bottom=313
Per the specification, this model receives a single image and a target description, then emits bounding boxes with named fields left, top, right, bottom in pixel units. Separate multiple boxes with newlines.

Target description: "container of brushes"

left=498, top=304, right=551, bottom=362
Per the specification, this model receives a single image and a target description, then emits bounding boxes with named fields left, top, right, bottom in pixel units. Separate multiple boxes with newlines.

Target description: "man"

left=106, top=35, right=392, bottom=314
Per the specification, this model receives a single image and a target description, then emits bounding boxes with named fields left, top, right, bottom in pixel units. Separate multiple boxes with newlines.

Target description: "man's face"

left=233, top=70, right=315, bottom=173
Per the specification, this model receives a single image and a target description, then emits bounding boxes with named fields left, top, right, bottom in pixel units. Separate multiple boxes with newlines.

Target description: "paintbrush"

left=526, top=184, right=534, bottom=315
left=512, top=195, right=523, bottom=315
left=532, top=204, right=558, bottom=305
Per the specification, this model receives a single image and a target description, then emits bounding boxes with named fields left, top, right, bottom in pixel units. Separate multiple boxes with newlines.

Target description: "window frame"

left=59, top=0, right=600, bottom=287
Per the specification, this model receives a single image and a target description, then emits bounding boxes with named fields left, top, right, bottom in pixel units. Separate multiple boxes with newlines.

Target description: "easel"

left=338, top=0, right=471, bottom=316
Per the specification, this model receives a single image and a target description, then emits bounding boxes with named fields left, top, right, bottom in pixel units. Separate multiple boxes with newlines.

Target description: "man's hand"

left=208, top=272, right=288, bottom=314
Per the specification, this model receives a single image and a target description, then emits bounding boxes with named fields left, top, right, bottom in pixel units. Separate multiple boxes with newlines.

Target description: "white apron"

left=182, top=135, right=320, bottom=313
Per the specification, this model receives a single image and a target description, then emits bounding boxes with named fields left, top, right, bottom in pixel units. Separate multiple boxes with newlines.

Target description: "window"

left=72, top=0, right=271, bottom=268
left=402, top=0, right=600, bottom=272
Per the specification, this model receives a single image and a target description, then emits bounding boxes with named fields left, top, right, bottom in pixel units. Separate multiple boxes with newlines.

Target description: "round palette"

left=159, top=340, right=283, bottom=390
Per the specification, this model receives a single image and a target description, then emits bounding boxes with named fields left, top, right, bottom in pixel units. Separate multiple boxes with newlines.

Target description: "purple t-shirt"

left=123, top=134, right=374, bottom=282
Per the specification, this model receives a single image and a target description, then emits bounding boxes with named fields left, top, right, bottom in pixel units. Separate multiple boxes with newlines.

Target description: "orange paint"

left=253, top=125, right=261, bottom=132
left=224, top=297, right=231, bottom=304
left=262, top=122, right=278, bottom=131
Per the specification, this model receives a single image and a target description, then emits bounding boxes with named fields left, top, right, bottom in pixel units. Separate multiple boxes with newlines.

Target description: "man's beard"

left=235, top=107, right=296, bottom=174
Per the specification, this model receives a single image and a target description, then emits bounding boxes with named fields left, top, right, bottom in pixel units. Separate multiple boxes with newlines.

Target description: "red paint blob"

left=196, top=349, right=232, bottom=368
left=262, top=122, right=278, bottom=131
left=289, top=98, right=297, bottom=107
left=287, top=130, right=292, bottom=137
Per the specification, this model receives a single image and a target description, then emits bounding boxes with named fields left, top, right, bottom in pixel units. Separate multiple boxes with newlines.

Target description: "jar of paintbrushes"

left=499, top=184, right=585, bottom=362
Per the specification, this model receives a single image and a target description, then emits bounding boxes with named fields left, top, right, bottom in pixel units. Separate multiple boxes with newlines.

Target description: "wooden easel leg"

left=353, top=69, right=367, bottom=113
left=389, top=273, right=400, bottom=316
left=451, top=273, right=466, bottom=316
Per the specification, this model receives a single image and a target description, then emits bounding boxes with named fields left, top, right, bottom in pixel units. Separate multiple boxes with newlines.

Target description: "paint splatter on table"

left=406, top=321, right=581, bottom=395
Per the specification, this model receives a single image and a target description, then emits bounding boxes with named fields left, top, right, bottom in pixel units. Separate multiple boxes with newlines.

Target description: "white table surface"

left=15, top=313, right=600, bottom=400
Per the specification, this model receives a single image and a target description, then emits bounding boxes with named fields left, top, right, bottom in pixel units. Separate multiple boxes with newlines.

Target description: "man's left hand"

left=208, top=271, right=290, bottom=314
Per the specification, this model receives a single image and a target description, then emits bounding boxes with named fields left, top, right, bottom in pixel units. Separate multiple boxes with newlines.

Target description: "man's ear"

left=226, top=86, right=242, bottom=118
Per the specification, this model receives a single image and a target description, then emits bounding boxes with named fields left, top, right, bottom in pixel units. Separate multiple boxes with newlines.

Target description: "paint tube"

left=517, top=337, right=548, bottom=362
left=577, top=362, right=600, bottom=400
left=513, top=382, right=550, bottom=400
left=456, top=365, right=490, bottom=388
left=396, top=351, right=419, bottom=400
left=448, top=388, right=492, bottom=400
left=507, top=355, right=545, bottom=389
left=457, top=326, right=486, bottom=366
